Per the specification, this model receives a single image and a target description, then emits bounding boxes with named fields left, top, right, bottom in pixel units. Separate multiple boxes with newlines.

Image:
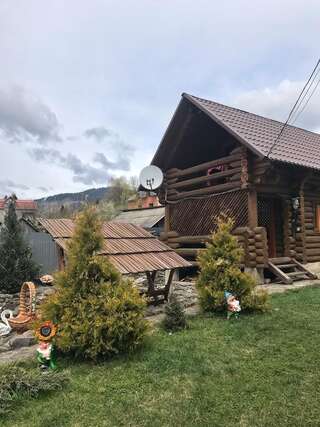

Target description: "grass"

left=3, top=286, right=320, bottom=427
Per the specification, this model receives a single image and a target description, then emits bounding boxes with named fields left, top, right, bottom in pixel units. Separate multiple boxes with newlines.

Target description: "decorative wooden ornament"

left=8, top=282, right=37, bottom=333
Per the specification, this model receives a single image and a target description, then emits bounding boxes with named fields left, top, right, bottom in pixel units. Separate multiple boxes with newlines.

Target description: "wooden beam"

left=168, top=167, right=242, bottom=190
left=164, top=269, right=175, bottom=300
left=248, top=189, right=258, bottom=228
left=166, top=153, right=241, bottom=179
left=168, top=181, right=240, bottom=201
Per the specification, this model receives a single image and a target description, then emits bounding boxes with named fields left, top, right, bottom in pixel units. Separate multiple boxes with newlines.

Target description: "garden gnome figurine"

left=37, top=341, right=56, bottom=370
left=35, top=321, right=57, bottom=370
left=225, top=291, right=241, bottom=320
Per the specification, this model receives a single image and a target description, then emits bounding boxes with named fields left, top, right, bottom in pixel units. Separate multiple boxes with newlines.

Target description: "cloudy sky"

left=0, top=0, right=320, bottom=198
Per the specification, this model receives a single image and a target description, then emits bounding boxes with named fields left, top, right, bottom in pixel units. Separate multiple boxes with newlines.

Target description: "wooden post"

left=283, top=199, right=290, bottom=257
left=164, top=269, right=175, bottom=300
left=299, top=188, right=307, bottom=263
left=240, top=147, right=249, bottom=188
left=164, top=205, right=170, bottom=233
left=299, top=172, right=312, bottom=263
left=248, top=189, right=258, bottom=228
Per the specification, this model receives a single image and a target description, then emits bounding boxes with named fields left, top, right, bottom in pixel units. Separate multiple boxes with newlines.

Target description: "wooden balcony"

left=163, top=148, right=248, bottom=202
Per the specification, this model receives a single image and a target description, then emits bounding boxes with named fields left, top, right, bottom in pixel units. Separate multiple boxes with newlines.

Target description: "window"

left=315, top=204, right=320, bottom=232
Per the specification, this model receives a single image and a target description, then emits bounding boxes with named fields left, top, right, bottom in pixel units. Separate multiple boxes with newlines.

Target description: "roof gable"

left=184, top=93, right=320, bottom=170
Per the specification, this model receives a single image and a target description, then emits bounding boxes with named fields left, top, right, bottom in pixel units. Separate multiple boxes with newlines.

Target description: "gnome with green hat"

left=225, top=291, right=241, bottom=320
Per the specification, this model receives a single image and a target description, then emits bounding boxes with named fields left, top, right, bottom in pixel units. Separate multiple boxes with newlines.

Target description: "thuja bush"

left=0, top=196, right=39, bottom=293
left=0, top=364, right=69, bottom=415
left=40, top=207, right=148, bottom=360
left=196, top=217, right=269, bottom=313
left=162, top=295, right=187, bottom=332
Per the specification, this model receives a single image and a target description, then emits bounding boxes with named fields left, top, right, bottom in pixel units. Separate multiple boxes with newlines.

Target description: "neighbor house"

left=127, top=192, right=161, bottom=209
left=0, top=198, right=37, bottom=226
left=152, top=93, right=320, bottom=284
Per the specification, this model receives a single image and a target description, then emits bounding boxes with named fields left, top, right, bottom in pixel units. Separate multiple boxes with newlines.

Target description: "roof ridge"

left=183, top=92, right=320, bottom=138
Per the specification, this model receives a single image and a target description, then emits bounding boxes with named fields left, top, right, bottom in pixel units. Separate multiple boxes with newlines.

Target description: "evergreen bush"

left=40, top=206, right=148, bottom=360
left=196, top=216, right=269, bottom=313
left=162, top=295, right=187, bottom=332
left=0, top=196, right=39, bottom=293
left=0, top=364, right=69, bottom=415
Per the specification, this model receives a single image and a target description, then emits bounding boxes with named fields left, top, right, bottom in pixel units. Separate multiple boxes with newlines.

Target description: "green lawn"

left=3, top=287, right=320, bottom=427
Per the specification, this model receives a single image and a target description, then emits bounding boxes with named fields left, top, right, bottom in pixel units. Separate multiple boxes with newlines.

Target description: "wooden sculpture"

left=8, top=282, right=37, bottom=333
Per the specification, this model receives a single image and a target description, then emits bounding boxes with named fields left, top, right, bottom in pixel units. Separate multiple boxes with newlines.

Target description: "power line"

left=291, top=76, right=320, bottom=125
left=267, top=58, right=320, bottom=158
left=290, top=65, right=320, bottom=123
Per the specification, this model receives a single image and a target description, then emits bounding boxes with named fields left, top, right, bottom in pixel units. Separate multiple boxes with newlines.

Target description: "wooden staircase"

left=267, top=257, right=317, bottom=284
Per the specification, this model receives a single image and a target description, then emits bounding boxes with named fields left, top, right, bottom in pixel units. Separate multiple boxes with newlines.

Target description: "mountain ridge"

left=36, top=187, right=111, bottom=205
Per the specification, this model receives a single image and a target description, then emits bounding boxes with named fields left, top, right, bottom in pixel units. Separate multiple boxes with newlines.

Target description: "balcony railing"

left=164, top=148, right=248, bottom=201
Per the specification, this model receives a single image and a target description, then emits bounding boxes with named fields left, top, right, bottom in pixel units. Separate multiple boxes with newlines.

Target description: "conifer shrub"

left=196, top=216, right=269, bottom=313
left=162, top=295, right=187, bottom=332
left=40, top=207, right=148, bottom=360
left=0, top=364, right=69, bottom=415
left=0, top=196, right=39, bottom=293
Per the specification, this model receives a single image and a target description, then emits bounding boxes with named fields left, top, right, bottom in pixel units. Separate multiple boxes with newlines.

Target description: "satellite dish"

left=139, top=165, right=163, bottom=190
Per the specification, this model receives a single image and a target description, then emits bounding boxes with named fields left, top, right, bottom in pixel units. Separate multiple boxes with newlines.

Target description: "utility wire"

left=267, top=58, right=320, bottom=158
left=290, top=65, right=320, bottom=123
left=291, top=75, right=320, bottom=125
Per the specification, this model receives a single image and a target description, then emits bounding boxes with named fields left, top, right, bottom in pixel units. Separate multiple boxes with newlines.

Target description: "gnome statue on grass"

left=225, top=291, right=241, bottom=320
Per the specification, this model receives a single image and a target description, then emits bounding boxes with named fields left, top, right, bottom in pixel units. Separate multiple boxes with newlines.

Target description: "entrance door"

left=257, top=197, right=283, bottom=258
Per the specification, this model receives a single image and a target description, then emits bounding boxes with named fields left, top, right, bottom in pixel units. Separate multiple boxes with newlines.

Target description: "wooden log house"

left=152, top=93, right=320, bottom=284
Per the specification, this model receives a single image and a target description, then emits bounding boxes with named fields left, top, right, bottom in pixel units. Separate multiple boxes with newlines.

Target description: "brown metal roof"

left=184, top=93, right=320, bottom=170
left=38, top=218, right=74, bottom=238
left=0, top=199, right=37, bottom=210
left=108, top=252, right=190, bottom=274
left=38, top=218, right=151, bottom=239
left=39, top=218, right=191, bottom=274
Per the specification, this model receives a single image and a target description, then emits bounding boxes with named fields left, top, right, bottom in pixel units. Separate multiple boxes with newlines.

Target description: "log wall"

left=160, top=226, right=268, bottom=268
left=303, top=175, right=320, bottom=263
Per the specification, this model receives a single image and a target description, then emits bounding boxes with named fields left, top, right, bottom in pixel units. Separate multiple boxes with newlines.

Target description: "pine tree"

left=196, top=216, right=269, bottom=313
left=0, top=196, right=39, bottom=293
left=162, top=295, right=187, bottom=332
left=40, top=206, right=148, bottom=360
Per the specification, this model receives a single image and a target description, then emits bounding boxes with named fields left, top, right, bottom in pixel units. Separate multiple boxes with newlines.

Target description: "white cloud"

left=0, top=179, right=29, bottom=197
left=232, top=80, right=320, bottom=132
left=0, top=85, right=61, bottom=144
left=0, top=0, right=320, bottom=197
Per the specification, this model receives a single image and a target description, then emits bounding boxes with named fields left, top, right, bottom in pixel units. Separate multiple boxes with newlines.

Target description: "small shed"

left=37, top=218, right=190, bottom=302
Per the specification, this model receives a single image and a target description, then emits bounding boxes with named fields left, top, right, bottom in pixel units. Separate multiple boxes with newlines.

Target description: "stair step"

left=287, top=271, right=308, bottom=277
left=267, top=257, right=316, bottom=284
left=277, top=264, right=296, bottom=269
left=269, top=257, right=292, bottom=265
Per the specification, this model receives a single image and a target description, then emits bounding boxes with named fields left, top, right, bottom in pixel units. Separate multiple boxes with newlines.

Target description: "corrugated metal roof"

left=40, top=218, right=190, bottom=273
left=38, top=218, right=74, bottom=238
left=0, top=199, right=37, bottom=210
left=108, top=252, right=190, bottom=274
left=114, top=207, right=165, bottom=228
left=184, top=93, right=320, bottom=170
left=101, top=222, right=151, bottom=238
left=38, top=218, right=151, bottom=239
